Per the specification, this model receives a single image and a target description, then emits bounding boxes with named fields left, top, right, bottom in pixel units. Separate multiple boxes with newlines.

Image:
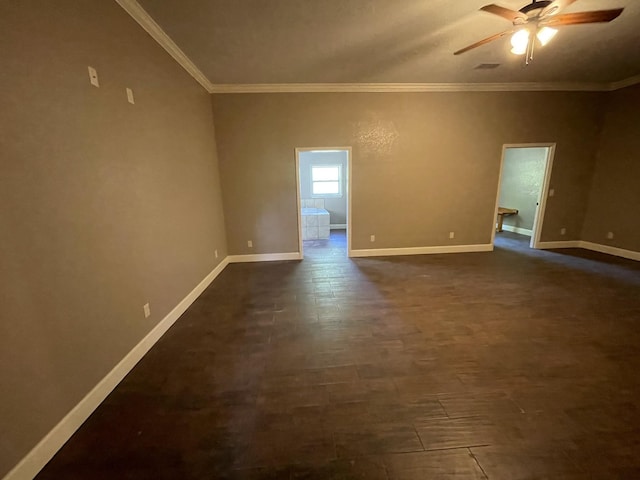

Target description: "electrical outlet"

left=370, top=235, right=375, bottom=242
left=607, top=232, right=614, bottom=239
left=248, top=240, right=253, bottom=248
left=143, top=303, right=151, bottom=318
left=126, top=87, right=135, bottom=104
left=214, top=249, right=218, bottom=259
left=449, top=231, right=455, bottom=239
left=88, top=66, right=99, bottom=87
left=560, top=228, right=566, bottom=236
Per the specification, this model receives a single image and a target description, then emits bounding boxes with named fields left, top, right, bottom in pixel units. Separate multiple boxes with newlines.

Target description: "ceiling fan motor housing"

left=513, top=0, right=559, bottom=25
left=520, top=1, right=553, bottom=16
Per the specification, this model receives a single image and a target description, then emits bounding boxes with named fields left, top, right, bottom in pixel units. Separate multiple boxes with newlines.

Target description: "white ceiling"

left=135, top=0, right=640, bottom=86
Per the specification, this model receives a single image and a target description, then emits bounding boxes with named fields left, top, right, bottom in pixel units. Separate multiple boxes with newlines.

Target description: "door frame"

left=492, top=143, right=556, bottom=249
left=295, top=147, right=352, bottom=258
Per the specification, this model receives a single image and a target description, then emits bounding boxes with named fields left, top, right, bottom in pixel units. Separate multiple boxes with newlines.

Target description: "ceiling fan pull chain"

left=526, top=32, right=536, bottom=65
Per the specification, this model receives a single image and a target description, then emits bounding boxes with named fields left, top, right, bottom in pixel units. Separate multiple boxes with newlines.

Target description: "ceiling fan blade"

left=454, top=29, right=513, bottom=55
left=480, top=4, right=528, bottom=24
left=541, top=8, right=624, bottom=26
left=540, top=0, right=579, bottom=18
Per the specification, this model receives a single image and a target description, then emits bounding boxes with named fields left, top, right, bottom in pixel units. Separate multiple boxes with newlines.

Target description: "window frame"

left=310, top=164, right=342, bottom=198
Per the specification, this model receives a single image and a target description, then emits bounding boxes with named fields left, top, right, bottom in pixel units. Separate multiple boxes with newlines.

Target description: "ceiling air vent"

left=474, top=63, right=501, bottom=70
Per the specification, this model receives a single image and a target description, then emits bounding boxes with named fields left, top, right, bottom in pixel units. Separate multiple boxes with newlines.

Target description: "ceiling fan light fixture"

left=510, top=29, right=529, bottom=55
left=455, top=3, right=624, bottom=62
left=537, top=26, right=558, bottom=46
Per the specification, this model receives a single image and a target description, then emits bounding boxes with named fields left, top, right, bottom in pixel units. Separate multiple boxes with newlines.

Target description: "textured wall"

left=299, top=151, right=348, bottom=225
left=499, top=147, right=548, bottom=232
left=212, top=91, right=603, bottom=254
left=582, top=84, right=640, bottom=252
left=0, top=2, right=227, bottom=476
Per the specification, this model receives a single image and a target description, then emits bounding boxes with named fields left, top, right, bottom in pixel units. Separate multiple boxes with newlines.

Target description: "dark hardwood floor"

left=37, top=231, right=640, bottom=479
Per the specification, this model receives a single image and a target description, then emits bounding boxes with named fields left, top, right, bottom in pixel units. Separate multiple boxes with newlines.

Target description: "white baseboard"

left=537, top=240, right=581, bottom=249
left=501, top=224, right=533, bottom=236
left=536, top=240, right=639, bottom=261
left=3, top=258, right=230, bottom=480
left=330, top=224, right=347, bottom=230
left=227, top=252, right=302, bottom=263
left=350, top=243, right=493, bottom=258
left=580, top=241, right=640, bottom=261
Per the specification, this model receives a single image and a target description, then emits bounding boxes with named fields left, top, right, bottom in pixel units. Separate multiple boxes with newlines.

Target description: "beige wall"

left=0, top=2, right=226, bottom=476
left=212, top=91, right=603, bottom=253
left=582, top=84, right=640, bottom=252
left=499, top=147, right=549, bottom=232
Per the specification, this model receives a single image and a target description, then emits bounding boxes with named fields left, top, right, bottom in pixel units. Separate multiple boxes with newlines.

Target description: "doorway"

left=295, top=147, right=351, bottom=259
left=492, top=144, right=555, bottom=249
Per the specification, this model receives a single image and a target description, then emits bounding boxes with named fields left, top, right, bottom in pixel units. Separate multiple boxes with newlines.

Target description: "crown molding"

left=115, top=0, right=214, bottom=93
left=115, top=0, right=638, bottom=96
left=210, top=82, right=610, bottom=94
left=608, top=74, right=640, bottom=91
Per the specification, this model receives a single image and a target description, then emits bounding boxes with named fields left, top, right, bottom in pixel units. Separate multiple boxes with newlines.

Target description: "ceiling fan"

left=454, top=0, right=624, bottom=65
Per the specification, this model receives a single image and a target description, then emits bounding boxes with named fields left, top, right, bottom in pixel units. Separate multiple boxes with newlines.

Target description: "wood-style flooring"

left=38, top=231, right=640, bottom=479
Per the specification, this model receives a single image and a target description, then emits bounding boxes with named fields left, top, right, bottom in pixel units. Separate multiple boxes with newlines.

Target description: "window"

left=311, top=165, right=342, bottom=197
